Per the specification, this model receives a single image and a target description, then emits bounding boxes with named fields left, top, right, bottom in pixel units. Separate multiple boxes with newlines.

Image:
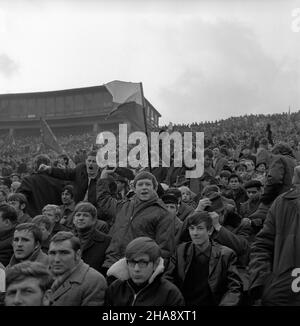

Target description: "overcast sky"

left=0, top=0, right=299, bottom=125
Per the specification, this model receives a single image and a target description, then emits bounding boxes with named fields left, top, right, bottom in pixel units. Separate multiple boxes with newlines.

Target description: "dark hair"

left=204, top=149, right=213, bottom=158
left=7, top=193, right=28, bottom=212
left=186, top=211, right=213, bottom=230
left=62, top=185, right=74, bottom=199
left=125, top=237, right=161, bottom=262
left=33, top=154, right=50, bottom=171
left=32, top=215, right=52, bottom=232
left=6, top=261, right=53, bottom=292
left=74, top=202, right=97, bottom=220
left=219, top=170, right=231, bottom=178
left=15, top=223, right=43, bottom=244
left=50, top=231, right=81, bottom=252
left=0, top=204, right=18, bottom=224
left=229, top=173, right=242, bottom=183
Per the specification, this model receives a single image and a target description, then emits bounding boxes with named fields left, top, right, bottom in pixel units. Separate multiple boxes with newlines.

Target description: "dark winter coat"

left=0, top=227, right=15, bottom=267
left=97, top=178, right=175, bottom=269
left=106, top=257, right=184, bottom=306
left=164, top=241, right=243, bottom=305
left=248, top=185, right=300, bottom=305
left=18, top=173, right=66, bottom=217
left=79, top=229, right=111, bottom=274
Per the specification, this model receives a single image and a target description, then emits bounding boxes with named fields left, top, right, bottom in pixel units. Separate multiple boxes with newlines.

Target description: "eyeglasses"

left=247, top=191, right=258, bottom=194
left=126, top=259, right=151, bottom=269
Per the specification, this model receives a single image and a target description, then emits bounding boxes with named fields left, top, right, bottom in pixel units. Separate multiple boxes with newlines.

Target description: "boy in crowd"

left=59, top=185, right=76, bottom=229
left=161, top=193, right=183, bottom=245
left=7, top=193, right=32, bottom=224
left=32, top=215, right=52, bottom=253
left=223, top=173, right=248, bottom=214
left=106, top=237, right=184, bottom=306
left=164, top=211, right=243, bottom=306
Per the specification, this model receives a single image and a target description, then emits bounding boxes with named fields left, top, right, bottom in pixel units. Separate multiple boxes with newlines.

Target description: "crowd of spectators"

left=1, top=109, right=300, bottom=306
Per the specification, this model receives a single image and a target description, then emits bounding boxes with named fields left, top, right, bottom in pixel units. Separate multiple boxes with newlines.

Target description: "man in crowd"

left=240, top=180, right=263, bottom=234
left=7, top=223, right=48, bottom=267
left=250, top=142, right=296, bottom=222
left=7, top=193, right=32, bottom=224
left=248, top=165, right=300, bottom=306
left=164, top=211, right=243, bottom=305
left=97, top=169, right=175, bottom=273
left=213, top=147, right=228, bottom=177
left=18, top=154, right=66, bottom=217
left=0, top=204, right=18, bottom=266
left=42, top=204, right=68, bottom=236
left=223, top=173, right=248, bottom=214
left=161, top=193, right=183, bottom=244
left=38, top=150, right=101, bottom=209
left=73, top=202, right=111, bottom=274
left=106, top=237, right=184, bottom=306
left=48, top=231, right=107, bottom=306
left=5, top=261, right=53, bottom=306
left=32, top=215, right=52, bottom=253
left=59, top=185, right=76, bottom=229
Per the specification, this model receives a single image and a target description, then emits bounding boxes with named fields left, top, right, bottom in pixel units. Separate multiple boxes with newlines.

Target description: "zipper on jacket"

left=127, top=281, right=151, bottom=306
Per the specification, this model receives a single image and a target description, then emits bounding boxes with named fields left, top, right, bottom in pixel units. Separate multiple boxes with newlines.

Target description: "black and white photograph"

left=0, top=0, right=300, bottom=313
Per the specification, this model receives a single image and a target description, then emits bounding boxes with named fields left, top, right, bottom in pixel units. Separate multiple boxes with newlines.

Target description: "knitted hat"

left=133, top=171, right=158, bottom=190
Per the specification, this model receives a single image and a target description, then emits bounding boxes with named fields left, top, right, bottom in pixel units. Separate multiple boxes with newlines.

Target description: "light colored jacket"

left=50, top=260, right=107, bottom=306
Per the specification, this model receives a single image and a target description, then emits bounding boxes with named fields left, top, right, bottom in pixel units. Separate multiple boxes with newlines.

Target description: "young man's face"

left=127, top=254, right=156, bottom=285
left=213, top=148, right=220, bottom=158
left=7, top=200, right=22, bottom=214
left=11, top=175, right=20, bottom=183
left=245, top=160, right=255, bottom=172
left=246, top=187, right=261, bottom=200
left=48, top=240, right=80, bottom=276
left=227, top=160, right=235, bottom=170
left=188, top=222, right=210, bottom=247
left=135, top=179, right=154, bottom=201
left=39, top=223, right=51, bottom=241
left=85, top=155, right=98, bottom=175
left=165, top=203, right=178, bottom=218
left=5, top=277, right=50, bottom=306
left=0, top=213, right=10, bottom=230
left=42, top=208, right=57, bottom=225
left=256, top=163, right=266, bottom=173
left=13, top=230, right=37, bottom=261
left=73, top=211, right=95, bottom=230
left=204, top=155, right=212, bottom=168
left=228, top=177, right=240, bottom=190
left=181, top=189, right=191, bottom=203
left=220, top=176, right=229, bottom=186
left=61, top=190, right=73, bottom=205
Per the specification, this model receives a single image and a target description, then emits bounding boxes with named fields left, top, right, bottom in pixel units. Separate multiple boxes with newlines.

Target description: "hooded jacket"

left=106, top=257, right=184, bottom=306
left=97, top=179, right=175, bottom=269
